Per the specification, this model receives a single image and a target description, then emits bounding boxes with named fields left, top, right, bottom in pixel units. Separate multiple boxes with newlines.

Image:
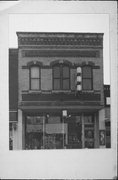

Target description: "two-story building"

left=9, top=32, right=106, bottom=150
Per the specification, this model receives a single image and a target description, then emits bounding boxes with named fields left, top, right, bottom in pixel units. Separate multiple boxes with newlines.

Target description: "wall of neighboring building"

left=9, top=49, right=18, bottom=150
left=9, top=49, right=18, bottom=110
left=104, top=85, right=111, bottom=148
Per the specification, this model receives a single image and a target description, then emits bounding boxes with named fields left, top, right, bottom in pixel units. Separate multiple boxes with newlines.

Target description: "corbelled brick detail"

left=17, top=32, right=103, bottom=48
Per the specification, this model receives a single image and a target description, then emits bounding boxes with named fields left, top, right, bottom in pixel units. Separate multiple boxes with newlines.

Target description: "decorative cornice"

left=22, top=50, right=99, bottom=58
left=22, top=92, right=101, bottom=102
left=17, top=32, right=103, bottom=48
left=17, top=32, right=103, bottom=39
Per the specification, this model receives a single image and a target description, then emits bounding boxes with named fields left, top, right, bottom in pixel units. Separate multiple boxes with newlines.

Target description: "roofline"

left=9, top=48, right=18, bottom=50
left=16, top=31, right=104, bottom=36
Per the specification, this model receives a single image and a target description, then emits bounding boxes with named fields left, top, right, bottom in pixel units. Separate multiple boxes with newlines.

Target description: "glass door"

left=67, top=115, right=82, bottom=149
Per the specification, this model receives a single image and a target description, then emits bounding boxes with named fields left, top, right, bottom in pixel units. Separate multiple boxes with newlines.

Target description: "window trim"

left=82, top=65, right=93, bottom=90
left=53, top=63, right=70, bottom=90
left=29, top=65, right=41, bottom=91
left=53, top=65, right=61, bottom=90
left=62, top=65, right=70, bottom=90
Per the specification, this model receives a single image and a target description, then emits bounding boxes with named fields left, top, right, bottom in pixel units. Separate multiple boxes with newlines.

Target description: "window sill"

left=52, top=90, right=71, bottom=94
left=82, top=90, right=94, bottom=93
left=28, top=90, right=42, bottom=94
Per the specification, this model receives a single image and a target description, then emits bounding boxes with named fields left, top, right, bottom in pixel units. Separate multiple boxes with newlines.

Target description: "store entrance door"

left=67, top=115, right=82, bottom=149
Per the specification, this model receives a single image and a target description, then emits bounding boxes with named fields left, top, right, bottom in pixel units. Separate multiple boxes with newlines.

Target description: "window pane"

left=63, top=66, right=69, bottom=78
left=31, top=67, right=39, bottom=78
left=84, top=115, right=94, bottom=124
left=54, top=79, right=60, bottom=90
left=31, top=79, right=40, bottom=90
left=83, top=79, right=92, bottom=90
left=53, top=66, right=60, bottom=78
left=48, top=116, right=61, bottom=124
left=82, top=66, right=92, bottom=78
left=63, top=79, right=69, bottom=90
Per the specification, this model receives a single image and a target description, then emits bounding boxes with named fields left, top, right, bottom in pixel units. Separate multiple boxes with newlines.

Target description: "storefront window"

left=25, top=114, right=83, bottom=150
left=25, top=116, right=43, bottom=149
left=25, top=114, right=96, bottom=150
left=25, top=115, right=65, bottom=149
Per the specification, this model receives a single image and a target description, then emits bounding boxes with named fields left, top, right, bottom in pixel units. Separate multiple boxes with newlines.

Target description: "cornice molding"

left=17, top=32, right=103, bottom=38
left=17, top=32, right=103, bottom=48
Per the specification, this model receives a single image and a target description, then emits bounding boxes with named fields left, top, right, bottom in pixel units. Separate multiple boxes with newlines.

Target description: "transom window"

left=53, top=64, right=70, bottom=90
left=30, top=66, right=41, bottom=90
left=82, top=66, right=93, bottom=90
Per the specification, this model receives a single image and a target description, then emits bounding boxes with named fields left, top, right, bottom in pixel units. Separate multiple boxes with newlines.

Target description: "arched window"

left=30, top=66, right=41, bottom=90
left=82, top=66, right=93, bottom=90
left=53, top=64, right=70, bottom=90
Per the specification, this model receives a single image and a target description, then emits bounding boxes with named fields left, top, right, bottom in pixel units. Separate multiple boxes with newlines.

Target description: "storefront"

left=23, top=111, right=98, bottom=150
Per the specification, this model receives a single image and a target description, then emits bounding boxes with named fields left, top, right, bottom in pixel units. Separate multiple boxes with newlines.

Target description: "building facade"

left=9, top=32, right=108, bottom=150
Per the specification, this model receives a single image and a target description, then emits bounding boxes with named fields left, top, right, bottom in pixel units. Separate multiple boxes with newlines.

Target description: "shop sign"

left=46, top=123, right=67, bottom=134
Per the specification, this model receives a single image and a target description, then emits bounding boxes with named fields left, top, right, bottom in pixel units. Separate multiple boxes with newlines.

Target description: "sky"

left=9, top=14, right=110, bottom=84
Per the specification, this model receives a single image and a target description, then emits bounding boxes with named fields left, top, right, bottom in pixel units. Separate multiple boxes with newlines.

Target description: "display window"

left=25, top=115, right=66, bottom=149
left=25, top=114, right=95, bottom=149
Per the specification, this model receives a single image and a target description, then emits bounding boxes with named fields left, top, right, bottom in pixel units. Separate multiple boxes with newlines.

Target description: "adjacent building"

left=104, top=85, right=111, bottom=148
left=9, top=32, right=110, bottom=150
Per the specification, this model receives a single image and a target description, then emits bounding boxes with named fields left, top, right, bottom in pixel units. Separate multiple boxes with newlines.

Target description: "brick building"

left=9, top=32, right=109, bottom=150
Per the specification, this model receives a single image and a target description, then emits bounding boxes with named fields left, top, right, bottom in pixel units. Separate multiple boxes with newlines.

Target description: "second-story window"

left=30, top=66, right=41, bottom=90
left=82, top=66, right=93, bottom=90
left=53, top=64, right=70, bottom=90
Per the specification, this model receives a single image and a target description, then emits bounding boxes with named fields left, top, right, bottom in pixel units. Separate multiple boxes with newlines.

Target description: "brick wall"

left=18, top=51, right=104, bottom=103
left=9, top=49, right=18, bottom=110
